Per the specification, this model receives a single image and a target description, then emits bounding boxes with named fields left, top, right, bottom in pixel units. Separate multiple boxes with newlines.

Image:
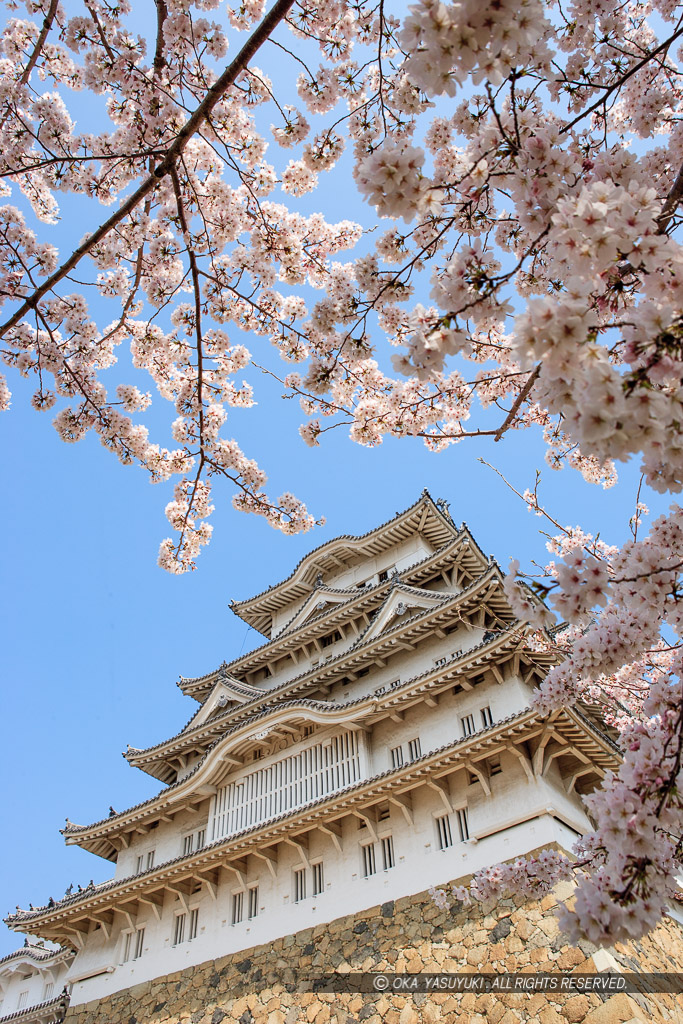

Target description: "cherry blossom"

left=2, top=0, right=683, bottom=944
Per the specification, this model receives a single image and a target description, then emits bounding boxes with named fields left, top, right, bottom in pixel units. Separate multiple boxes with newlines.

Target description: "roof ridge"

left=0, top=946, right=69, bottom=967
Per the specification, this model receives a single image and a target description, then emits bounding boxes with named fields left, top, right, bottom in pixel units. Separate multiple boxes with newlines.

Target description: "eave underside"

left=69, top=621, right=553, bottom=852
left=8, top=706, right=618, bottom=950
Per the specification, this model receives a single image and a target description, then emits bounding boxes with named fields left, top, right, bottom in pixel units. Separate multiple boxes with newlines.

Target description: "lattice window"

left=390, top=745, right=404, bottom=769
left=211, top=731, right=362, bottom=840
left=456, top=807, right=470, bottom=841
left=361, top=843, right=376, bottom=877
left=381, top=835, right=395, bottom=870
left=124, top=926, right=145, bottom=960
left=461, top=714, right=475, bottom=737
left=312, top=861, right=324, bottom=896
left=173, top=914, right=186, bottom=946
left=248, top=887, right=259, bottom=920
left=232, top=892, right=243, bottom=925
left=436, top=814, right=453, bottom=850
left=294, top=868, right=307, bottom=903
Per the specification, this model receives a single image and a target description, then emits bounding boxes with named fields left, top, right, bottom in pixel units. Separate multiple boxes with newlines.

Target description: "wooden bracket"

left=284, top=836, right=310, bottom=869
left=253, top=848, right=279, bottom=880
left=318, top=821, right=343, bottom=854
left=388, top=792, right=413, bottom=826
left=426, top=778, right=453, bottom=815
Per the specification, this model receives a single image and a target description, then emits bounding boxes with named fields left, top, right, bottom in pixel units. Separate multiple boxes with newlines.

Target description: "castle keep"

left=5, top=493, right=681, bottom=1024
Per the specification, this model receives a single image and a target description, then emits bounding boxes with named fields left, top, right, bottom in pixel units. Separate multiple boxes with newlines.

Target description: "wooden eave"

left=65, top=624, right=558, bottom=857
left=178, top=533, right=487, bottom=701
left=182, top=564, right=512, bottom=704
left=126, top=573, right=524, bottom=784
left=8, top=706, right=618, bottom=949
left=0, top=994, right=67, bottom=1024
left=231, top=494, right=460, bottom=635
left=126, top=618, right=531, bottom=786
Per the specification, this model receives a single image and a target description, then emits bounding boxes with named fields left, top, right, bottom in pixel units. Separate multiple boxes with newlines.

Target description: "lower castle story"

left=64, top=873, right=683, bottom=1024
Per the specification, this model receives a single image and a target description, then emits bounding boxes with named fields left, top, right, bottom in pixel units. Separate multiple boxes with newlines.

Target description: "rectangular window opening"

left=189, top=908, right=199, bottom=940
left=146, top=850, right=155, bottom=870
left=390, top=745, right=404, bottom=769
left=312, top=861, right=324, bottom=896
left=408, top=737, right=421, bottom=760
left=294, top=867, right=307, bottom=903
left=232, top=891, right=244, bottom=925
left=461, top=714, right=475, bottom=738
left=481, top=706, right=493, bottom=728
left=456, top=807, right=470, bottom=842
left=248, top=886, right=259, bottom=920
left=173, top=914, right=186, bottom=946
left=381, top=835, right=395, bottom=871
left=361, top=843, right=376, bottom=878
left=436, top=814, right=453, bottom=851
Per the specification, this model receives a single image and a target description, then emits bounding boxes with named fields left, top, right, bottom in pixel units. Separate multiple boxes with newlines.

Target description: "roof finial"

left=315, top=571, right=324, bottom=588
left=435, top=497, right=451, bottom=518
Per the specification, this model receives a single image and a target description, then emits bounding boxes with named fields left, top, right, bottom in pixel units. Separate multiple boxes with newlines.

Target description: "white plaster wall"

left=0, top=955, right=70, bottom=1017
left=66, top=807, right=581, bottom=1007
left=114, top=802, right=211, bottom=882
left=114, top=663, right=533, bottom=886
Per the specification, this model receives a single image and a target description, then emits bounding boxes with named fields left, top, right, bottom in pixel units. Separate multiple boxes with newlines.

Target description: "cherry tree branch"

left=0, top=0, right=297, bottom=340
left=18, top=0, right=59, bottom=87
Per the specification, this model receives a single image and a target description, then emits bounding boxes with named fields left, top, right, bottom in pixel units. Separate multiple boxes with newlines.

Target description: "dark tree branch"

left=0, top=0, right=297, bottom=340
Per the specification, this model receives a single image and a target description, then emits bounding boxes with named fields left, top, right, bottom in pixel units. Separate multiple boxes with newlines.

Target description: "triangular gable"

left=276, top=588, right=356, bottom=636
left=185, top=675, right=263, bottom=731
left=357, top=586, right=449, bottom=646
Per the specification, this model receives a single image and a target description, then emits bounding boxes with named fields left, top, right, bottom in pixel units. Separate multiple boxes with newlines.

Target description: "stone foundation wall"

left=65, top=881, right=683, bottom=1024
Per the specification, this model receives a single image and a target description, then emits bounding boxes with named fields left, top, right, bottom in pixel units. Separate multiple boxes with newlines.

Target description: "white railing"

left=210, top=731, right=362, bottom=840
